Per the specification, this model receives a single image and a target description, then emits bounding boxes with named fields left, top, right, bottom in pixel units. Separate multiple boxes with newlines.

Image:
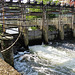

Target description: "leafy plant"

left=27, top=0, right=59, bottom=20
left=31, top=27, right=38, bottom=30
left=48, top=25, right=56, bottom=31
left=47, top=14, right=56, bottom=19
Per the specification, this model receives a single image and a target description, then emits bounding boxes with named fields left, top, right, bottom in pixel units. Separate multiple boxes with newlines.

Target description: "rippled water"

left=14, top=40, right=75, bottom=75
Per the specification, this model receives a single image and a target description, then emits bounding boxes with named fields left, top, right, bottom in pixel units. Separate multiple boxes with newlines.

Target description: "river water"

left=14, top=39, right=75, bottom=75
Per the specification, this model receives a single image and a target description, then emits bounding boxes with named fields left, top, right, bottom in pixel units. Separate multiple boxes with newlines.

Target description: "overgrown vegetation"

left=47, top=14, right=56, bottom=19
left=35, top=0, right=59, bottom=4
left=48, top=25, right=56, bottom=31
left=0, top=24, right=2, bottom=34
left=31, top=27, right=38, bottom=30
left=26, top=0, right=59, bottom=20
left=64, top=24, right=69, bottom=29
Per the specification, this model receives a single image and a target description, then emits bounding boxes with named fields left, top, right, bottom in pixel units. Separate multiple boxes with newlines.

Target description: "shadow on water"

left=48, top=36, right=75, bottom=51
left=29, top=39, right=42, bottom=46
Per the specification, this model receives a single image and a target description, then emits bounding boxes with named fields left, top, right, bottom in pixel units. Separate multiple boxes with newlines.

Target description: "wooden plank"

left=26, top=12, right=42, bottom=16
left=0, top=10, right=21, bottom=13
left=0, top=18, right=21, bottom=21
left=0, top=5, right=20, bottom=8
left=30, top=12, right=42, bottom=16
left=0, top=14, right=21, bottom=17
left=22, top=25, right=39, bottom=27
left=5, top=8, right=21, bottom=11
left=0, top=23, right=18, bottom=26
left=3, top=11, right=21, bottom=13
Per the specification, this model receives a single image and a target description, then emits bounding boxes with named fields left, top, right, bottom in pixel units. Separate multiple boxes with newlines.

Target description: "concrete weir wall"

left=15, top=29, right=58, bottom=47
left=28, top=29, right=42, bottom=40
left=0, top=58, right=21, bottom=75
left=28, top=30, right=58, bottom=44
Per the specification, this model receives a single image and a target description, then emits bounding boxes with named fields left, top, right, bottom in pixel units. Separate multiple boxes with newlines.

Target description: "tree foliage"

left=27, top=0, right=59, bottom=20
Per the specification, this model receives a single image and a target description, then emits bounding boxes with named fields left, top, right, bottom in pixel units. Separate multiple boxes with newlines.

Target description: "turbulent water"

left=14, top=40, right=75, bottom=75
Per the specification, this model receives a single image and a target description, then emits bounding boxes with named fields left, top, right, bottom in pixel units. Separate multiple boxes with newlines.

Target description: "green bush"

left=31, top=27, right=37, bottom=30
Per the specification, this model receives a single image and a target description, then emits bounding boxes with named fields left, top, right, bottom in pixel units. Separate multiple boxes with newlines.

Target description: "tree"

left=27, top=0, right=59, bottom=20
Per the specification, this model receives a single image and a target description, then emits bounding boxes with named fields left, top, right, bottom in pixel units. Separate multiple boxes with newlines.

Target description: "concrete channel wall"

left=0, top=58, right=21, bottom=75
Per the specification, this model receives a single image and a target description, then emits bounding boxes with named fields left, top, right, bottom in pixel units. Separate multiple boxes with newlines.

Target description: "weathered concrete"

left=0, top=58, right=21, bottom=75
left=1, top=36, right=14, bottom=67
left=73, top=25, right=75, bottom=37
left=22, top=26, right=29, bottom=50
left=73, top=15, right=75, bottom=37
left=42, top=7, right=48, bottom=44
left=59, top=14, right=64, bottom=40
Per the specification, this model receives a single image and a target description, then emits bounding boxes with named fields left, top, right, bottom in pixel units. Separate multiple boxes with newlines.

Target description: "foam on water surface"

left=29, top=45, right=75, bottom=72
left=14, top=42, right=75, bottom=75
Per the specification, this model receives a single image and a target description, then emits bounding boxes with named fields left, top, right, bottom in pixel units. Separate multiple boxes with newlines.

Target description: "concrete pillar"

left=1, top=36, right=14, bottom=67
left=58, top=14, right=64, bottom=40
left=18, top=20, right=22, bottom=33
left=73, top=28, right=75, bottom=37
left=72, top=14, right=75, bottom=37
left=21, top=5, right=29, bottom=50
left=22, top=26, right=29, bottom=50
left=42, top=7, right=48, bottom=44
left=40, top=19, right=43, bottom=30
left=56, top=18, right=59, bottom=30
left=73, top=22, right=75, bottom=37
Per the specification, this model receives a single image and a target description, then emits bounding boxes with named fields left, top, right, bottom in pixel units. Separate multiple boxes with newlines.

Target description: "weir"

left=0, top=0, right=75, bottom=71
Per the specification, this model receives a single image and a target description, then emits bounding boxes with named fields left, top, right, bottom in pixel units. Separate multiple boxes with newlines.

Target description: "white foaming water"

left=6, top=28, right=19, bottom=34
left=28, top=27, right=32, bottom=31
left=29, top=45, right=75, bottom=72
left=14, top=43, right=75, bottom=75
